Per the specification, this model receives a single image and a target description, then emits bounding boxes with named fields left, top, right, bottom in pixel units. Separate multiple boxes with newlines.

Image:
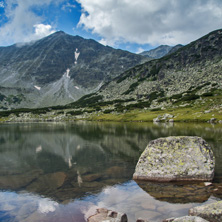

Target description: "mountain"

left=139, top=45, right=173, bottom=59
left=167, top=44, right=183, bottom=55
left=0, top=31, right=147, bottom=110
left=68, top=29, right=222, bottom=114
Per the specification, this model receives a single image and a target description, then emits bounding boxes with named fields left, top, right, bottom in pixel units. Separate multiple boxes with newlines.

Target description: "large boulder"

left=189, top=201, right=222, bottom=222
left=133, top=136, right=215, bottom=182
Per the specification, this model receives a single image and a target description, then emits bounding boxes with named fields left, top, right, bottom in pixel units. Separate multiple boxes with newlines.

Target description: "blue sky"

left=0, top=0, right=222, bottom=53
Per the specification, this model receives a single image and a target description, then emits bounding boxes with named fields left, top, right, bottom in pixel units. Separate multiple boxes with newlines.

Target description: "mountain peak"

left=139, top=45, right=173, bottom=59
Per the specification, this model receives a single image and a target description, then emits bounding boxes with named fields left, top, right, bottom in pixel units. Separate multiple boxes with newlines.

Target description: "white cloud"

left=136, top=47, right=145, bottom=54
left=77, top=0, right=222, bottom=46
left=62, top=2, right=76, bottom=11
left=99, top=38, right=116, bottom=47
left=33, top=24, right=56, bottom=39
left=0, top=0, right=63, bottom=46
left=0, top=1, right=4, bottom=8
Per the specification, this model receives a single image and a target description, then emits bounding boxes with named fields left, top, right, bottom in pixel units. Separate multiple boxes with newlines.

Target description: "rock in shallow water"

left=133, top=136, right=215, bottom=182
left=189, top=201, right=222, bottom=222
left=163, top=216, right=209, bottom=222
left=87, top=208, right=127, bottom=222
left=135, top=181, right=212, bottom=203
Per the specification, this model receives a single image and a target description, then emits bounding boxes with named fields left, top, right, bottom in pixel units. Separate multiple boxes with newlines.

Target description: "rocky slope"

left=73, top=29, right=222, bottom=112
left=0, top=31, right=146, bottom=110
left=139, top=45, right=173, bottom=59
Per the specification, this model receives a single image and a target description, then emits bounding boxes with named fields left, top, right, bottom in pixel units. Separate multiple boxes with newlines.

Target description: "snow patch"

left=75, top=86, right=80, bottom=89
left=74, top=48, right=80, bottom=64
left=63, top=68, right=70, bottom=78
left=34, top=85, right=41, bottom=90
left=36, top=145, right=42, bottom=153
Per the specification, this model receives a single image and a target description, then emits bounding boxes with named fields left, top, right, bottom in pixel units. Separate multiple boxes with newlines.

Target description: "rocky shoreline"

left=88, top=200, right=222, bottom=222
left=1, top=110, right=222, bottom=124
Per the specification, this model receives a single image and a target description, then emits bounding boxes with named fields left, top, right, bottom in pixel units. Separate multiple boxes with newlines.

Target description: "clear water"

left=0, top=122, right=222, bottom=222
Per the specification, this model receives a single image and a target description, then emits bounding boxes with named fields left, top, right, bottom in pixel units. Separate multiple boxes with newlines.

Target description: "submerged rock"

left=163, top=216, right=209, bottom=222
left=87, top=208, right=127, bottom=222
left=136, top=218, right=149, bottom=222
left=133, top=136, right=215, bottom=182
left=135, top=181, right=212, bottom=203
left=189, top=201, right=222, bottom=222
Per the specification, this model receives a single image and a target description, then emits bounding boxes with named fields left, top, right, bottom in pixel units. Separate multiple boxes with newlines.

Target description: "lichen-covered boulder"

left=189, top=201, right=222, bottom=222
left=133, top=136, right=215, bottom=182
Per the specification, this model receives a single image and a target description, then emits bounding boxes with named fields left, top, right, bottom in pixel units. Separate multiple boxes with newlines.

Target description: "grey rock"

left=209, top=118, right=217, bottom=123
left=163, top=216, right=209, bottom=222
left=87, top=208, right=127, bottom=222
left=219, top=120, right=222, bottom=124
left=139, top=45, right=173, bottom=59
left=163, top=113, right=174, bottom=119
left=153, top=117, right=160, bottom=122
left=189, top=201, right=222, bottom=222
left=153, top=114, right=174, bottom=122
left=133, top=136, right=215, bottom=182
left=136, top=218, right=149, bottom=222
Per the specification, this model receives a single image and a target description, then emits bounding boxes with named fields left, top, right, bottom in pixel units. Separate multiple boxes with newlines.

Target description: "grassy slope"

left=88, top=94, right=222, bottom=122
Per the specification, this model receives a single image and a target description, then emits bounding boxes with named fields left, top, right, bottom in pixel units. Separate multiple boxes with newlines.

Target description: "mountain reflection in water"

left=0, top=122, right=222, bottom=222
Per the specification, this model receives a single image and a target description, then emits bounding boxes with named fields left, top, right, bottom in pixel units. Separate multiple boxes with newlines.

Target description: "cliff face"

left=0, top=31, right=146, bottom=109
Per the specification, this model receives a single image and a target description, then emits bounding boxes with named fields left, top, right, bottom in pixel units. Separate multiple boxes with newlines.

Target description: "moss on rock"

left=133, top=136, right=215, bottom=182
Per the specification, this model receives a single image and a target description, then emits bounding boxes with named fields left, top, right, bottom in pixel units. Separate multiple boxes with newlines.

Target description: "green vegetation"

left=122, top=82, right=139, bottom=95
left=0, top=93, right=6, bottom=101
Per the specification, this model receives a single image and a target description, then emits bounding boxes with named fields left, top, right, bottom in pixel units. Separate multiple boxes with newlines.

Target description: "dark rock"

left=82, top=173, right=102, bottom=182
left=0, top=170, right=41, bottom=190
left=133, top=136, right=215, bottom=182
left=136, top=218, right=149, bottom=222
left=189, top=201, right=222, bottom=222
left=209, top=118, right=217, bottom=123
left=106, top=166, right=126, bottom=178
left=26, top=172, right=66, bottom=192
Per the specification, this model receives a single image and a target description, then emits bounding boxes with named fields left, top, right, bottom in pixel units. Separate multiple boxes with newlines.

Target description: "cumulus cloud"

left=0, top=0, right=63, bottom=46
left=77, top=0, right=222, bottom=46
left=33, top=24, right=55, bottom=39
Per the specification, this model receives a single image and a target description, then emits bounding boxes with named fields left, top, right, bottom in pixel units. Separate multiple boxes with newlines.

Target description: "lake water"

left=0, top=122, right=222, bottom=222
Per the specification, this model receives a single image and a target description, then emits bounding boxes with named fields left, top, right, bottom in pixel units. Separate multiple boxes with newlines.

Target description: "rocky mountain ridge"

left=0, top=31, right=147, bottom=110
left=139, top=45, right=173, bottom=59
left=74, top=29, right=222, bottom=112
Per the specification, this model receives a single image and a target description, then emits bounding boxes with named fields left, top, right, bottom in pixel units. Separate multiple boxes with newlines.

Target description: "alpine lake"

left=0, top=121, right=222, bottom=222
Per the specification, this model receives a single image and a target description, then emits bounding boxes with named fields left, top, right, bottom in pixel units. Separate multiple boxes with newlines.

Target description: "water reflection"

left=135, top=181, right=213, bottom=203
left=0, top=122, right=222, bottom=222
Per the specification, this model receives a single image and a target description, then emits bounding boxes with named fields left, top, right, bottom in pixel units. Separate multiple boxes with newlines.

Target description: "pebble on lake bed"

left=87, top=208, right=128, bottom=222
